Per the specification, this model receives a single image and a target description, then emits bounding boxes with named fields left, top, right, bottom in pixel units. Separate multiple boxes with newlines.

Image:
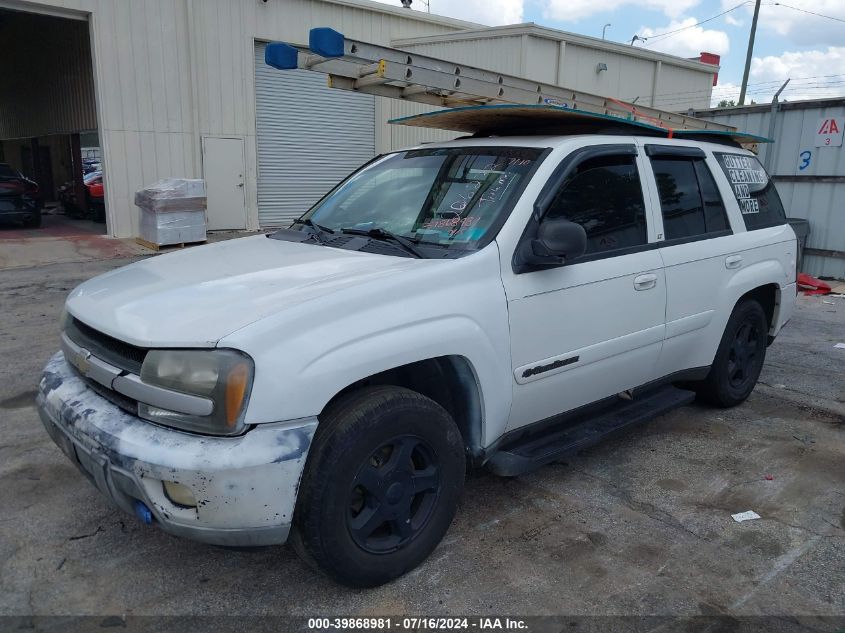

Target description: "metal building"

left=0, top=0, right=720, bottom=238
left=693, top=98, right=845, bottom=279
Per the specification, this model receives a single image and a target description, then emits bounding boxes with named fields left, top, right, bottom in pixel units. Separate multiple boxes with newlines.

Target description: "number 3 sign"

left=815, top=117, right=843, bottom=147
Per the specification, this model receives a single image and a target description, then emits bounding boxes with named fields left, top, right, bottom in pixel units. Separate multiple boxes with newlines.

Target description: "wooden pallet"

left=135, top=237, right=207, bottom=252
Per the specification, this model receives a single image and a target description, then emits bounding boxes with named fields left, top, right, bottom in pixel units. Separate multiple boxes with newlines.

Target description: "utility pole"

left=738, top=0, right=762, bottom=105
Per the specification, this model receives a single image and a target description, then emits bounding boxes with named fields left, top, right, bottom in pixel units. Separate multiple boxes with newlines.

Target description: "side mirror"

left=519, top=217, right=587, bottom=268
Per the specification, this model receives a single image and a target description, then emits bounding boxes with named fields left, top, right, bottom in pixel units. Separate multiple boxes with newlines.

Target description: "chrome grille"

left=65, top=317, right=147, bottom=374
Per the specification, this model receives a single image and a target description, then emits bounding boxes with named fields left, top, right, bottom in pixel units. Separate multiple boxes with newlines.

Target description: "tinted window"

left=652, top=157, right=730, bottom=240
left=696, top=161, right=729, bottom=233
left=714, top=152, right=787, bottom=230
left=546, top=154, right=647, bottom=254
left=0, top=164, right=17, bottom=179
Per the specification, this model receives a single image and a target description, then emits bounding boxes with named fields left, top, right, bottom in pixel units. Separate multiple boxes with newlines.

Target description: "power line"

left=766, top=2, right=845, bottom=23
left=632, top=1, right=750, bottom=46
left=621, top=73, right=845, bottom=103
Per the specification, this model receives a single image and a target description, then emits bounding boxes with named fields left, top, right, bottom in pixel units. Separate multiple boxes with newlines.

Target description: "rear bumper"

left=37, top=352, right=317, bottom=547
left=773, top=282, right=797, bottom=336
left=0, top=203, right=39, bottom=222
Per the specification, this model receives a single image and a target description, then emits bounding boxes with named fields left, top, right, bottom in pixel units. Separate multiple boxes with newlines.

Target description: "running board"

left=486, top=386, right=695, bottom=477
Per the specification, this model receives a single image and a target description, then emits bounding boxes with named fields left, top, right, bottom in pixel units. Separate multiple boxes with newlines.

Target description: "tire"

left=695, top=299, right=768, bottom=407
left=291, top=385, right=465, bottom=587
left=24, top=213, right=42, bottom=228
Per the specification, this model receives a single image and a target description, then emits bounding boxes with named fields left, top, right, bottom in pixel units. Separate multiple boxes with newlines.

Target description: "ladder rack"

left=264, top=28, right=766, bottom=143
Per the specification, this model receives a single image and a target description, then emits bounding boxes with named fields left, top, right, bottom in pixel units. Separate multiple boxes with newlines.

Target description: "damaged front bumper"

left=37, top=352, right=316, bottom=547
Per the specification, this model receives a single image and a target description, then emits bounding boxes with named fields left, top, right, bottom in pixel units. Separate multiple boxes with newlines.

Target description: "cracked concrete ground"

left=0, top=245, right=843, bottom=621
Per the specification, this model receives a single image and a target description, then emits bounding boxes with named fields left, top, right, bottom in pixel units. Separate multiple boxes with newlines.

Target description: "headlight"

left=138, top=349, right=254, bottom=435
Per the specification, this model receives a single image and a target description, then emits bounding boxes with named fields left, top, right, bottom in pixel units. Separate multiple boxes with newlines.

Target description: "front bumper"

left=37, top=352, right=316, bottom=546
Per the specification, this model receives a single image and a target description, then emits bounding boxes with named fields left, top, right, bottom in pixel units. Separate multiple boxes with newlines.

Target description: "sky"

left=371, top=0, right=845, bottom=107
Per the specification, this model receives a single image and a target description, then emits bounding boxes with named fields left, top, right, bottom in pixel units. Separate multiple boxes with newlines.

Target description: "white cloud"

left=748, top=47, right=845, bottom=101
left=722, top=0, right=845, bottom=47
left=368, top=0, right=523, bottom=26
left=706, top=47, right=845, bottom=106
left=709, top=82, right=740, bottom=107
left=638, top=18, right=731, bottom=58
left=543, top=0, right=699, bottom=22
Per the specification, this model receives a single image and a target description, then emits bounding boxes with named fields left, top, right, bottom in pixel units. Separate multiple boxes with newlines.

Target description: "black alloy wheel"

left=347, top=435, right=440, bottom=553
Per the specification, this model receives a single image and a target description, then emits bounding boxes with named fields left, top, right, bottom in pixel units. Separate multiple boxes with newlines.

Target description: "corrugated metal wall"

left=0, top=9, right=96, bottom=138
left=254, top=42, right=375, bottom=227
left=694, top=99, right=845, bottom=279
left=396, top=29, right=716, bottom=110
left=0, top=0, right=471, bottom=237
left=0, top=0, right=719, bottom=239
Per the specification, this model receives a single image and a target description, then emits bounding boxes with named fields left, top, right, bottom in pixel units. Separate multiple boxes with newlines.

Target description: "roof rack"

left=264, top=28, right=770, bottom=145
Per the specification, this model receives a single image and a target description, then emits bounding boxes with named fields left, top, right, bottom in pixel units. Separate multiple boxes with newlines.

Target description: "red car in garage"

left=85, top=171, right=105, bottom=222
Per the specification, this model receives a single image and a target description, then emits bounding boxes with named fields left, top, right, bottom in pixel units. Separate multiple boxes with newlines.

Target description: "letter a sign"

left=815, top=117, right=843, bottom=147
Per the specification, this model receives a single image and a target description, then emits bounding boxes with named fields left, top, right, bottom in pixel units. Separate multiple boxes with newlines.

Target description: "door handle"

left=633, top=273, right=658, bottom=291
left=725, top=255, right=743, bottom=269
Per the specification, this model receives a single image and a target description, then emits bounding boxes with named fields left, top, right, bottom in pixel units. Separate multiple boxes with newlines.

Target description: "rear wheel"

left=695, top=299, right=768, bottom=407
left=291, top=386, right=465, bottom=587
left=24, top=213, right=41, bottom=228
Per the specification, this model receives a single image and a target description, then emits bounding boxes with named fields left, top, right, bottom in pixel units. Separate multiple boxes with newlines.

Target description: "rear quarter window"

left=714, top=152, right=787, bottom=230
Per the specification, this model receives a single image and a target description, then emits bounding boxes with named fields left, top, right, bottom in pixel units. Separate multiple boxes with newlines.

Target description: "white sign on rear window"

left=815, top=117, right=844, bottom=147
left=717, top=153, right=766, bottom=214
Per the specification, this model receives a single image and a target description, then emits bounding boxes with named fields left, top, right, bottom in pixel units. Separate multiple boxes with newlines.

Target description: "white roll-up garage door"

left=254, top=42, right=376, bottom=227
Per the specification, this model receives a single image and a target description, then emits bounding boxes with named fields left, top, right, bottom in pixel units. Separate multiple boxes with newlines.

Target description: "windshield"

left=300, top=146, right=545, bottom=252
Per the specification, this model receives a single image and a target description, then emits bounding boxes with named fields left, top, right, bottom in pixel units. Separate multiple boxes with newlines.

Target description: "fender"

left=298, top=315, right=508, bottom=445
left=220, top=245, right=514, bottom=447
left=725, top=257, right=788, bottom=297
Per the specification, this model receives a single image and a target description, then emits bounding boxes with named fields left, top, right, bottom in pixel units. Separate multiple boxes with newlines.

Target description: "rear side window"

left=714, top=152, right=787, bottom=230
left=545, top=154, right=647, bottom=255
left=651, top=157, right=729, bottom=241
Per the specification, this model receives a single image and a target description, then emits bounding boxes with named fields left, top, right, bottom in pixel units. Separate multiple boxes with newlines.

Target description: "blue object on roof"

left=310, top=27, right=345, bottom=58
left=265, top=42, right=300, bottom=70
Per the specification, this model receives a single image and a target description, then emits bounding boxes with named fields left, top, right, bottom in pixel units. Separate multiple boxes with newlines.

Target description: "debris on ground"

left=732, top=510, right=762, bottom=523
left=797, top=273, right=832, bottom=295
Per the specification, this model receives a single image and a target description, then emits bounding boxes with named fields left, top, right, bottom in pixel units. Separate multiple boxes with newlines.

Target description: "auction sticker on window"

left=715, top=153, right=768, bottom=215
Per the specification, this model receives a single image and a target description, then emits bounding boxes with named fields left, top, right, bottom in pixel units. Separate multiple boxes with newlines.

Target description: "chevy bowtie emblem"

left=73, top=349, right=92, bottom=375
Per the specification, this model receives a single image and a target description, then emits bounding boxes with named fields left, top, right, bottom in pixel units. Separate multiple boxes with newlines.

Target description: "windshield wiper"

left=296, top=218, right=335, bottom=244
left=340, top=227, right=425, bottom=259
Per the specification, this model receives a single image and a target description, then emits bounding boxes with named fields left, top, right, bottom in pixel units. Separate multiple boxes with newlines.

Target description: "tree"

left=717, top=99, right=737, bottom=108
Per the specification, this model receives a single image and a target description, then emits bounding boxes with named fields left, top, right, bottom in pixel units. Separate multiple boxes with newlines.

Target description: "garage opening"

left=254, top=41, right=376, bottom=228
left=0, top=7, right=105, bottom=237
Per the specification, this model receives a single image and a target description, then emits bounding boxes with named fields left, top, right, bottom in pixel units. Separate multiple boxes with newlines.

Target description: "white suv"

left=38, top=134, right=796, bottom=587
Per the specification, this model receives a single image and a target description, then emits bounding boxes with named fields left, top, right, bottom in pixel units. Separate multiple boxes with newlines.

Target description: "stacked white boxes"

left=134, top=179, right=207, bottom=246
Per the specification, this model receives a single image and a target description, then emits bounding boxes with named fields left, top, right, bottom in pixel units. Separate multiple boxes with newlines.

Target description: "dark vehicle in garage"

left=0, top=163, right=42, bottom=228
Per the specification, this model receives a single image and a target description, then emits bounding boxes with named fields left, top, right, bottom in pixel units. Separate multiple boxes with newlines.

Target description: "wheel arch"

left=320, top=355, right=486, bottom=460
left=735, top=282, right=780, bottom=339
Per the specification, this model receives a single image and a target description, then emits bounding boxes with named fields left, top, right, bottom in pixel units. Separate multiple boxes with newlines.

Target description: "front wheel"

left=291, top=386, right=465, bottom=587
left=695, top=299, right=768, bottom=407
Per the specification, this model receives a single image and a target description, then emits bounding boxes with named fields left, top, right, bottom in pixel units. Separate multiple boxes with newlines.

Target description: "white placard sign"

left=815, top=117, right=843, bottom=147
left=718, top=153, right=766, bottom=214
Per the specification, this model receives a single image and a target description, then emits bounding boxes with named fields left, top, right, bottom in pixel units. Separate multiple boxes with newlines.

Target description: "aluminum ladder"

left=264, top=27, right=734, bottom=135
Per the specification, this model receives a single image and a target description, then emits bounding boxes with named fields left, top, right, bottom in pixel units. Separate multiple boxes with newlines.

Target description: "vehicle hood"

left=65, top=235, right=425, bottom=347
